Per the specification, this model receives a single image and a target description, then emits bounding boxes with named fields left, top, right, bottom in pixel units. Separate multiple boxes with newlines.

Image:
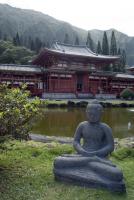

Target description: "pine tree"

left=110, top=31, right=117, bottom=55
left=74, top=36, right=79, bottom=45
left=13, top=37, right=17, bottom=46
left=64, top=33, right=69, bottom=44
left=102, top=31, right=109, bottom=55
left=30, top=39, right=35, bottom=51
left=96, top=41, right=102, bottom=54
left=121, top=49, right=126, bottom=72
left=86, top=31, right=94, bottom=51
left=35, top=37, right=42, bottom=53
left=13, top=32, right=20, bottom=46
left=16, top=32, right=20, bottom=46
left=0, top=31, right=2, bottom=40
left=118, top=48, right=121, bottom=55
left=28, top=36, right=32, bottom=49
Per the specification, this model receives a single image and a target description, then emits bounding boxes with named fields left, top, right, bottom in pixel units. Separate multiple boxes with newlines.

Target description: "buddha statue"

left=53, top=100, right=126, bottom=192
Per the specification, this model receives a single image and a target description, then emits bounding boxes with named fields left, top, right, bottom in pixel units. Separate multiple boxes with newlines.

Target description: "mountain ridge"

left=0, top=3, right=134, bottom=66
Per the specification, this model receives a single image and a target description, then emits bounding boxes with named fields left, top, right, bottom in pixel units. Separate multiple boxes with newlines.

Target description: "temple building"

left=0, top=42, right=134, bottom=99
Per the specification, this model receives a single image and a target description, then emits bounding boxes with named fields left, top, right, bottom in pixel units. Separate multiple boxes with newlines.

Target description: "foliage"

left=110, top=31, right=117, bottom=55
left=86, top=31, right=94, bottom=52
left=112, top=147, right=134, bottom=160
left=0, top=40, right=35, bottom=64
left=0, top=84, right=41, bottom=140
left=96, top=41, right=102, bottom=54
left=120, top=88, right=134, bottom=99
left=13, top=32, right=21, bottom=46
left=102, top=31, right=109, bottom=55
left=0, top=140, right=134, bottom=200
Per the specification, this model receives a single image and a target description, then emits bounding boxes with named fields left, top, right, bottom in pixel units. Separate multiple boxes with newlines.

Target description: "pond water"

left=32, top=107, right=134, bottom=138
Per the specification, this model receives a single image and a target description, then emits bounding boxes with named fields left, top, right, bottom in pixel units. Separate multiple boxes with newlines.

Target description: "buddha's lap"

left=54, top=155, right=123, bottom=181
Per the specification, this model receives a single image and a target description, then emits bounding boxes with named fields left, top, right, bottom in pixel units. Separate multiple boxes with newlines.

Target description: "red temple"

left=0, top=42, right=134, bottom=99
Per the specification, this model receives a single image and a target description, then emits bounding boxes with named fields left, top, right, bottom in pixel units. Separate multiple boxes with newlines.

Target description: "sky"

left=0, top=0, right=134, bottom=36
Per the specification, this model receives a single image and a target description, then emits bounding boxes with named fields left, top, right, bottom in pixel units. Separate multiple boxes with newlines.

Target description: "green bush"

left=112, top=147, right=134, bottom=160
left=120, top=88, right=134, bottom=100
left=0, top=84, right=41, bottom=140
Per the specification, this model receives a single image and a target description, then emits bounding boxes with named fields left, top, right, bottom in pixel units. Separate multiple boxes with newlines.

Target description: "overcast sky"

left=0, top=0, right=134, bottom=36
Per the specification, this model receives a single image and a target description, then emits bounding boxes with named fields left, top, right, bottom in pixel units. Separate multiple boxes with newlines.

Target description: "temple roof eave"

left=43, top=48, right=120, bottom=61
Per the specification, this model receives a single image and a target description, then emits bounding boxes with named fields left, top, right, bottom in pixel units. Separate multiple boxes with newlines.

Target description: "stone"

left=53, top=100, right=126, bottom=192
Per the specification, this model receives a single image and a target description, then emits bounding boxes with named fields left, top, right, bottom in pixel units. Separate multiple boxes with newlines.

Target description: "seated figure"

left=53, top=100, right=126, bottom=192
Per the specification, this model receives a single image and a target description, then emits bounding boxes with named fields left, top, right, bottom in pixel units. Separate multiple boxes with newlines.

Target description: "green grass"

left=0, top=140, right=134, bottom=200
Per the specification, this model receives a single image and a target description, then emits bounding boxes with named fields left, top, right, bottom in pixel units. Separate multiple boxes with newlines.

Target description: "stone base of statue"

left=53, top=155, right=126, bottom=193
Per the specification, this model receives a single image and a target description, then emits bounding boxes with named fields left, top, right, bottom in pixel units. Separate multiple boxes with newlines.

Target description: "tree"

left=64, top=33, right=70, bottom=44
left=86, top=31, right=94, bottom=51
left=30, top=39, right=35, bottom=51
left=102, top=31, right=109, bottom=55
left=0, top=31, right=2, bottom=40
left=118, top=48, right=121, bottom=55
left=96, top=41, right=102, bottom=54
left=74, top=36, right=79, bottom=45
left=110, top=31, right=117, bottom=55
left=121, top=49, right=126, bottom=69
left=0, top=84, right=41, bottom=140
left=13, top=32, right=21, bottom=46
left=0, top=41, right=35, bottom=64
left=35, top=37, right=42, bottom=53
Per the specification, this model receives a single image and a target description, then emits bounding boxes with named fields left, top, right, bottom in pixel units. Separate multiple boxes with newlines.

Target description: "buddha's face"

left=86, top=105, right=103, bottom=123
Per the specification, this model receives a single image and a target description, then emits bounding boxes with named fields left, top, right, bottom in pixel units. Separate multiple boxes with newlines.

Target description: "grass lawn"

left=0, top=140, right=134, bottom=200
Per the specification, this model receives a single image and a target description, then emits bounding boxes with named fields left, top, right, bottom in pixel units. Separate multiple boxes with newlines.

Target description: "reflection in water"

left=32, top=108, right=134, bottom=138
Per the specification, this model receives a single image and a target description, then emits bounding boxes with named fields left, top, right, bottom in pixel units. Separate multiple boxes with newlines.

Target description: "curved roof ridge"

left=56, top=41, right=87, bottom=48
left=85, top=46, right=98, bottom=56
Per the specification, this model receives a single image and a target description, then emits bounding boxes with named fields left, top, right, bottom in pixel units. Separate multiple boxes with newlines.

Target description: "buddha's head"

left=86, top=100, right=103, bottom=123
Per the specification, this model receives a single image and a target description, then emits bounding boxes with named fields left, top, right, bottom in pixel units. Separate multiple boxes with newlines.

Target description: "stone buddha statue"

left=53, top=100, right=126, bottom=192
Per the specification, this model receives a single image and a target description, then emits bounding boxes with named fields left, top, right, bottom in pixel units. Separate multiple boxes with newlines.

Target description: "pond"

left=32, top=107, right=134, bottom=138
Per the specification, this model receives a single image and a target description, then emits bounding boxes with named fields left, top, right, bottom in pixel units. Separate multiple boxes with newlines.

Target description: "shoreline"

left=29, top=133, right=134, bottom=149
left=41, top=99, right=134, bottom=108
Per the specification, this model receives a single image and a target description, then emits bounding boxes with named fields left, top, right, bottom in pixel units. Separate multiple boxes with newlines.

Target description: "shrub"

left=120, top=88, right=134, bottom=100
left=112, top=147, right=134, bottom=160
left=0, top=84, right=41, bottom=140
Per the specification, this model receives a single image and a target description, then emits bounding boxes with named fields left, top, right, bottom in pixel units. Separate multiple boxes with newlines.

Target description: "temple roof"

left=0, top=64, right=41, bottom=73
left=51, top=42, right=120, bottom=60
left=32, top=42, right=120, bottom=66
left=115, top=73, right=134, bottom=79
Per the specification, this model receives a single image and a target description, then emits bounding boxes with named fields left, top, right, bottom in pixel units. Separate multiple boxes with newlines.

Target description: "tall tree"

left=102, top=31, right=109, bottom=55
left=110, top=31, right=117, bottom=55
left=30, top=39, right=35, bottom=51
left=74, top=36, right=79, bottom=45
left=13, top=32, right=20, bottom=46
left=117, top=48, right=121, bottom=55
left=35, top=37, right=42, bottom=53
left=86, top=31, right=94, bottom=51
left=0, top=31, right=2, bottom=40
left=96, top=41, right=102, bottom=54
left=64, top=33, right=70, bottom=44
left=114, top=48, right=126, bottom=72
left=121, top=49, right=126, bottom=72
left=16, top=32, right=20, bottom=46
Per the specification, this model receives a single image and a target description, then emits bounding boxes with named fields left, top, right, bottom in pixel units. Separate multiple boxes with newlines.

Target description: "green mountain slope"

left=0, top=4, right=134, bottom=66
